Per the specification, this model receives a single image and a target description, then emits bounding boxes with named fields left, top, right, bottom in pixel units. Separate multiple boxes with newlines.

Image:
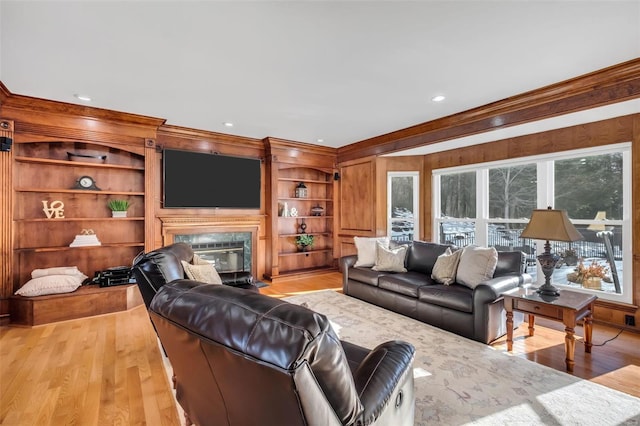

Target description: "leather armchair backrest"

left=405, top=240, right=450, bottom=274
left=494, top=251, right=526, bottom=277
left=150, top=281, right=363, bottom=425
left=131, top=242, right=194, bottom=308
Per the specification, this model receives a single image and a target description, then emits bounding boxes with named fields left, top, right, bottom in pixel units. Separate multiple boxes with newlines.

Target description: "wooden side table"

left=502, top=286, right=597, bottom=372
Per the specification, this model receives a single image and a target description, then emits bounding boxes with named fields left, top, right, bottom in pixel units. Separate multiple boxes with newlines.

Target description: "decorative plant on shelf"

left=295, top=234, right=315, bottom=252
left=108, top=199, right=131, bottom=217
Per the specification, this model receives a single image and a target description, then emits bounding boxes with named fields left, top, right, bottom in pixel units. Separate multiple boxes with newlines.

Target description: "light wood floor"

left=1, top=272, right=638, bottom=425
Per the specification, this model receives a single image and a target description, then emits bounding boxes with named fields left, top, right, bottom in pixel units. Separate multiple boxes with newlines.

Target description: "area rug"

left=284, top=290, right=640, bottom=426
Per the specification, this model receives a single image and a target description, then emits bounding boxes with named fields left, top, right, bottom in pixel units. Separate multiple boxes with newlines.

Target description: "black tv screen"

left=163, top=149, right=261, bottom=209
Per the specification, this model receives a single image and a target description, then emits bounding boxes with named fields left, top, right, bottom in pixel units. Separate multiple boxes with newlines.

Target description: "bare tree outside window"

left=489, top=164, right=536, bottom=219
left=440, top=172, right=475, bottom=218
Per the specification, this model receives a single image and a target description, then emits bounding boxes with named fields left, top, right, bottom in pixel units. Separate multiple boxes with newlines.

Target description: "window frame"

left=432, top=142, right=632, bottom=304
left=387, top=171, right=420, bottom=242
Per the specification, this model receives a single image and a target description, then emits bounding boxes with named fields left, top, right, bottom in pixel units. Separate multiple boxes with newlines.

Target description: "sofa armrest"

left=352, top=340, right=415, bottom=424
left=340, top=255, right=358, bottom=290
left=340, top=255, right=358, bottom=272
left=474, top=273, right=533, bottom=304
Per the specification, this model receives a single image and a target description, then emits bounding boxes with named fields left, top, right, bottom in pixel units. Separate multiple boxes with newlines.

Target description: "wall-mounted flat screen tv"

left=163, top=148, right=261, bottom=209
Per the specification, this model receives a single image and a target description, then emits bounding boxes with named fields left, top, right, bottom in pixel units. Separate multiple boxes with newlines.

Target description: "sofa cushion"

left=418, top=284, right=473, bottom=313
left=348, top=267, right=389, bottom=286
left=456, top=245, right=499, bottom=289
left=379, top=272, right=434, bottom=298
left=494, top=251, right=525, bottom=276
left=354, top=236, right=390, bottom=268
left=372, top=242, right=407, bottom=272
left=406, top=241, right=450, bottom=275
left=431, top=248, right=462, bottom=285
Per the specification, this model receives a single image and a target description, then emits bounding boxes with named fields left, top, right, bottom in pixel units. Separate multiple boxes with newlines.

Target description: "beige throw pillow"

left=15, top=274, right=84, bottom=297
left=181, top=260, right=223, bottom=285
left=372, top=242, right=407, bottom=272
left=354, top=236, right=390, bottom=267
left=431, top=247, right=462, bottom=285
left=31, top=266, right=85, bottom=279
left=456, top=245, right=498, bottom=289
left=192, top=253, right=210, bottom=265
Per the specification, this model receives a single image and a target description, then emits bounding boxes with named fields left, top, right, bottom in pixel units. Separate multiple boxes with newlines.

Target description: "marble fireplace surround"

left=160, top=216, right=260, bottom=278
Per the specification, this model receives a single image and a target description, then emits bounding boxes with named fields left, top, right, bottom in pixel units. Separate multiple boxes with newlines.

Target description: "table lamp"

left=520, top=207, right=583, bottom=296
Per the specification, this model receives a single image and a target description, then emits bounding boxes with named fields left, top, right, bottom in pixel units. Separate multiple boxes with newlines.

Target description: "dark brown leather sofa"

left=131, top=242, right=257, bottom=308
left=149, top=280, right=417, bottom=426
left=341, top=241, right=531, bottom=344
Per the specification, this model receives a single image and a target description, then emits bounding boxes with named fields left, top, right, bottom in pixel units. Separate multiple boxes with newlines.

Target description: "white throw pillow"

left=15, top=274, right=84, bottom=297
left=372, top=242, right=407, bottom=272
left=431, top=247, right=462, bottom=285
left=354, top=236, right=390, bottom=267
left=31, top=266, right=85, bottom=279
left=456, top=245, right=499, bottom=289
left=181, top=260, right=223, bottom=285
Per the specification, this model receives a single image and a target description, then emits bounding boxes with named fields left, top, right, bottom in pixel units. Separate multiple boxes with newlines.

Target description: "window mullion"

left=476, top=169, right=489, bottom=246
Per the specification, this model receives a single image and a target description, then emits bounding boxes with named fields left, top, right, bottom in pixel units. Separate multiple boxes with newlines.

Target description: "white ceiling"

left=1, top=1, right=639, bottom=152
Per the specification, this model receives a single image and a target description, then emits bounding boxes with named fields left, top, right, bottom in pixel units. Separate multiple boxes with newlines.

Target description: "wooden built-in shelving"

left=10, top=139, right=147, bottom=324
left=263, top=138, right=338, bottom=281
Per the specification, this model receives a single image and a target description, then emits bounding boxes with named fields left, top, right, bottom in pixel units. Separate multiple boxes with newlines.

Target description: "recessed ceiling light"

left=316, top=138, right=324, bottom=143
left=223, top=122, right=234, bottom=127
left=431, top=95, right=445, bottom=102
left=74, top=94, right=92, bottom=102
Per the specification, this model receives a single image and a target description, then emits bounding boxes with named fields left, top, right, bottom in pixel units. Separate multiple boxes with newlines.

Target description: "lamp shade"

left=520, top=208, right=583, bottom=242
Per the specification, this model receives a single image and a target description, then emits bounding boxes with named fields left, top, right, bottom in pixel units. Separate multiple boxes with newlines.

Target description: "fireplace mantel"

left=160, top=215, right=262, bottom=228
left=161, top=216, right=260, bottom=277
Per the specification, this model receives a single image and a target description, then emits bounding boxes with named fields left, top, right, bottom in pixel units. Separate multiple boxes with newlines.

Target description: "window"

left=433, top=143, right=631, bottom=304
left=387, top=172, right=419, bottom=242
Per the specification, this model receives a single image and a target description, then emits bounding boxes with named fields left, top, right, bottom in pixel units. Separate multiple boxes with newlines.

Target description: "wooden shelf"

left=278, top=178, right=331, bottom=184
left=17, top=243, right=144, bottom=253
left=15, top=156, right=145, bottom=170
left=278, top=198, right=332, bottom=202
left=16, top=217, right=144, bottom=222
left=16, top=188, right=145, bottom=196
left=278, top=215, right=333, bottom=219
left=279, top=248, right=332, bottom=257
left=280, top=232, right=331, bottom=237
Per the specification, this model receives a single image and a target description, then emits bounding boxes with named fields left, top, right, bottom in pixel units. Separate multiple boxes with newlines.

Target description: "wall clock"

left=74, top=175, right=100, bottom=190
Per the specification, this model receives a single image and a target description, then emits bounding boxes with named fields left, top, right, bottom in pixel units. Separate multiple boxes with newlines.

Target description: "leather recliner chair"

left=149, top=280, right=416, bottom=426
left=131, top=242, right=257, bottom=309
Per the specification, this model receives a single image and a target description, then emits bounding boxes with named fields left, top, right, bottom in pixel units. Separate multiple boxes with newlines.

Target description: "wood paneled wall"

left=337, top=157, right=376, bottom=257
left=0, top=116, right=13, bottom=317
left=337, top=155, right=425, bottom=258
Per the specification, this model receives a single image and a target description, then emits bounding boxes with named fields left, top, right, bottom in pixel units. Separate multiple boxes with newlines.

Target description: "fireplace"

left=174, top=233, right=251, bottom=273
left=160, top=216, right=260, bottom=278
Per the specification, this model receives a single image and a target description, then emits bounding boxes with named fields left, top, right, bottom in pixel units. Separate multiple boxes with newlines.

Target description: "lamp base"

left=536, top=283, right=560, bottom=297
left=535, top=241, right=561, bottom=297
